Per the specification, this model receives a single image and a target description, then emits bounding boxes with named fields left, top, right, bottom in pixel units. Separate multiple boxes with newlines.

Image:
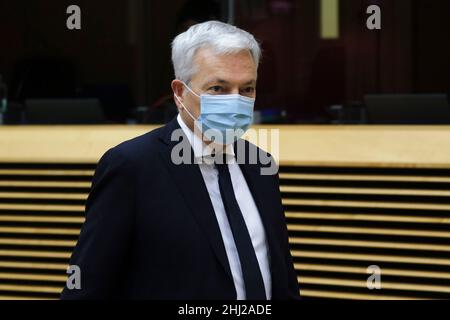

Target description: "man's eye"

left=242, top=87, right=255, bottom=94
left=208, top=86, right=223, bottom=93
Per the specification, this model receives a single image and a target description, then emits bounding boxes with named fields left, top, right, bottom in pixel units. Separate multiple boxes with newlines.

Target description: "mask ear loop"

left=174, top=83, right=206, bottom=151
left=174, top=81, right=200, bottom=121
left=174, top=94, right=197, bottom=121
left=182, top=82, right=200, bottom=98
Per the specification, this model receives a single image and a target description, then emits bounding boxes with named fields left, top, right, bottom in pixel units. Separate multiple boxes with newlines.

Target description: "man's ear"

left=171, top=80, right=185, bottom=111
left=171, top=80, right=185, bottom=99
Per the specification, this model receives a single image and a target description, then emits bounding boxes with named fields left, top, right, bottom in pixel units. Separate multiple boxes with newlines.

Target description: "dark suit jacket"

left=60, top=117, right=300, bottom=300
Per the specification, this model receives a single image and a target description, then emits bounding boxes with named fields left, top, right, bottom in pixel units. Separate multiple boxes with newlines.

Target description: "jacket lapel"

left=158, top=118, right=235, bottom=287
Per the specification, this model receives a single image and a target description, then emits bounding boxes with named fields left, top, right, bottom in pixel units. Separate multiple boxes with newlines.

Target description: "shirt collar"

left=176, top=114, right=235, bottom=164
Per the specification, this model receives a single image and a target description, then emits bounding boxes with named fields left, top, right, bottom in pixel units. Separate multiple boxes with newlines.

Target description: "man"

left=61, top=21, right=299, bottom=300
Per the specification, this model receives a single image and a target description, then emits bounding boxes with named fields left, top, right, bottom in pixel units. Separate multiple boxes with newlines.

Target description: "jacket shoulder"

left=103, top=125, right=166, bottom=163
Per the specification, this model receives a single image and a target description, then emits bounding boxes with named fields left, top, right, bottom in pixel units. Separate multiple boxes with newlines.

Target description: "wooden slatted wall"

left=0, top=162, right=450, bottom=299
left=281, top=166, right=450, bottom=300
left=0, top=163, right=93, bottom=300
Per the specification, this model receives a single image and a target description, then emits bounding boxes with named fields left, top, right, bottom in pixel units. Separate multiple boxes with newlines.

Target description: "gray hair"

left=171, top=20, right=261, bottom=83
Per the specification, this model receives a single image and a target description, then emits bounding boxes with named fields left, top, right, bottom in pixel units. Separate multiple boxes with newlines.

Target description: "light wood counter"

left=1, top=125, right=450, bottom=167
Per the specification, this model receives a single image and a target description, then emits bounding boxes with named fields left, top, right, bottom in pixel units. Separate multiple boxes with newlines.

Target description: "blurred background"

left=0, top=0, right=449, bottom=126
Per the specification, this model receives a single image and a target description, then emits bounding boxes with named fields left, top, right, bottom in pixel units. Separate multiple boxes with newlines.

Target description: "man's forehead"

left=202, top=78, right=256, bottom=86
left=191, top=47, right=257, bottom=85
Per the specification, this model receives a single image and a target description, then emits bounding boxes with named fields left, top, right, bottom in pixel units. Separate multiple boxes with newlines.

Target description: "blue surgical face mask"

left=174, top=82, right=255, bottom=145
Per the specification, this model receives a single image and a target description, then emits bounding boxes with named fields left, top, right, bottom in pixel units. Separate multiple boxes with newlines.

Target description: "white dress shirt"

left=177, top=114, right=272, bottom=300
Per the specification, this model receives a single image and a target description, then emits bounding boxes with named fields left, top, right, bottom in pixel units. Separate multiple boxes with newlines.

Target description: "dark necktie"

left=215, top=160, right=267, bottom=300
